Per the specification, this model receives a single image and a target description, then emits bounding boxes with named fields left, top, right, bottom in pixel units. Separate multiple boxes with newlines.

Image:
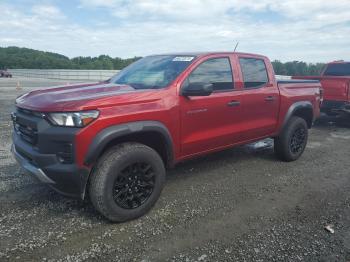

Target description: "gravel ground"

left=1, top=78, right=350, bottom=262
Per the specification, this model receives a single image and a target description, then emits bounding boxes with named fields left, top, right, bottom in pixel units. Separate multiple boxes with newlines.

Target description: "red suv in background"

left=294, top=61, right=350, bottom=117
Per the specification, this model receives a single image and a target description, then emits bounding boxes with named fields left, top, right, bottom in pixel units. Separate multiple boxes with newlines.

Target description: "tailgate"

left=293, top=76, right=349, bottom=102
left=320, top=78, right=349, bottom=102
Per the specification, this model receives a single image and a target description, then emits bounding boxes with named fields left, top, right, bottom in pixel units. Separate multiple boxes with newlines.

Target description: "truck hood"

left=15, top=82, right=156, bottom=112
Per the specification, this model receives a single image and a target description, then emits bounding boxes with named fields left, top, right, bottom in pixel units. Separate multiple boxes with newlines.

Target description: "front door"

left=179, top=56, right=244, bottom=157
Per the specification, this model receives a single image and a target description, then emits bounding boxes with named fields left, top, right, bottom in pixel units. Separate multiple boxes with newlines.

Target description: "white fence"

left=276, top=75, right=292, bottom=80
left=8, top=69, right=120, bottom=81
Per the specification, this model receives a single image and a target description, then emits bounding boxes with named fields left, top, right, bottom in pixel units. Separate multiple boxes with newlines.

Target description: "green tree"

left=0, top=47, right=141, bottom=70
left=272, top=60, right=325, bottom=76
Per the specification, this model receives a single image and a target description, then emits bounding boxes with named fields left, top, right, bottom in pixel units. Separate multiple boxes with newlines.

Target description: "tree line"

left=271, top=60, right=325, bottom=76
left=1, top=46, right=326, bottom=75
left=0, top=46, right=140, bottom=70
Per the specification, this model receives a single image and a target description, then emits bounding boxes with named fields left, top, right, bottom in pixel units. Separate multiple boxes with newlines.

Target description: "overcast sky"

left=0, top=0, right=349, bottom=62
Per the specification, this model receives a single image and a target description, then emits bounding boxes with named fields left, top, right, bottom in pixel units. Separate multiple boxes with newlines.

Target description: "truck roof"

left=153, top=52, right=268, bottom=59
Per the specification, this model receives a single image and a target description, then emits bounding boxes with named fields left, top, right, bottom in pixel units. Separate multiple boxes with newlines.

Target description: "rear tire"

left=89, top=142, right=166, bottom=222
left=274, top=116, right=308, bottom=162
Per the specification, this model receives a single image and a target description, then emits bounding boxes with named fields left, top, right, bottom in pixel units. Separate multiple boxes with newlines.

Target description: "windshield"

left=109, top=55, right=196, bottom=89
left=323, top=63, right=350, bottom=76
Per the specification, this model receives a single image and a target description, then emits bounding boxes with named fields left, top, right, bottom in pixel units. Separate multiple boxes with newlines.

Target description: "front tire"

left=274, top=116, right=308, bottom=162
left=89, top=142, right=166, bottom=222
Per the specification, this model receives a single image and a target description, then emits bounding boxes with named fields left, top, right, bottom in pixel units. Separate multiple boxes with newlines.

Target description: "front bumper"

left=12, top=144, right=55, bottom=184
left=11, top=108, right=90, bottom=199
left=12, top=135, right=90, bottom=199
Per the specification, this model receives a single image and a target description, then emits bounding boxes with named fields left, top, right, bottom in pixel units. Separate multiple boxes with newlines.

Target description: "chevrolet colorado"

left=12, top=52, right=322, bottom=222
left=293, top=61, right=350, bottom=117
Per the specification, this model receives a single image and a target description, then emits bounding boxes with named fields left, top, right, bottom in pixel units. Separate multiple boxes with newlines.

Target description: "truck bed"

left=292, top=75, right=350, bottom=81
left=277, top=79, right=321, bottom=91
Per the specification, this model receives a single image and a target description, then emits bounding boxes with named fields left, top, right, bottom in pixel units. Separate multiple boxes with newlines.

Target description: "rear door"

left=179, top=55, right=244, bottom=157
left=236, top=55, right=280, bottom=140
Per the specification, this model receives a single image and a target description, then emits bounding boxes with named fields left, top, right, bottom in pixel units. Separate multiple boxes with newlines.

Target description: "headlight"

left=47, top=110, right=99, bottom=127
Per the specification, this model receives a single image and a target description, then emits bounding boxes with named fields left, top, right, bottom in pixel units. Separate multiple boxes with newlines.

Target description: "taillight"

left=319, top=87, right=324, bottom=105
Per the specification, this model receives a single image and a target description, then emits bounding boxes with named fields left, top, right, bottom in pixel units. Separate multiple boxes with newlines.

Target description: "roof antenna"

left=234, top=42, right=239, bottom=52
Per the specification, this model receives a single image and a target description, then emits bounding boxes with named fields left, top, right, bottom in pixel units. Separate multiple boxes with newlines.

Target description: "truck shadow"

left=167, top=138, right=276, bottom=182
left=314, top=114, right=350, bottom=128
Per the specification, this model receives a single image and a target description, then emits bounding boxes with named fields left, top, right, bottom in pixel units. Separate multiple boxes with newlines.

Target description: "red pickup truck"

left=293, top=61, right=350, bottom=117
left=11, top=52, right=322, bottom=222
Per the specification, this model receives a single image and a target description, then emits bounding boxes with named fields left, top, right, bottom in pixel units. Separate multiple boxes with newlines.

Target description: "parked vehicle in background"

left=293, top=61, right=350, bottom=117
left=11, top=52, right=322, bottom=222
left=0, top=69, right=12, bottom=78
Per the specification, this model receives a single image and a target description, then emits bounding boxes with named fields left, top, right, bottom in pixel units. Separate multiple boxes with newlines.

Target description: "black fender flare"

left=84, top=121, right=174, bottom=166
left=281, top=101, right=314, bottom=130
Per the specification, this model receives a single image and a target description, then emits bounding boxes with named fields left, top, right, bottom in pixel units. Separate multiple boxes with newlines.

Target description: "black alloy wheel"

left=274, top=116, right=309, bottom=162
left=289, top=127, right=307, bottom=154
left=113, top=162, right=155, bottom=209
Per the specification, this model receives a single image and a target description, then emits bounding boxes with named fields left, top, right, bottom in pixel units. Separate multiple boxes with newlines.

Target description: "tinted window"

left=239, top=58, right=268, bottom=88
left=323, top=63, right=350, bottom=76
left=187, top=58, right=233, bottom=90
left=109, top=55, right=195, bottom=89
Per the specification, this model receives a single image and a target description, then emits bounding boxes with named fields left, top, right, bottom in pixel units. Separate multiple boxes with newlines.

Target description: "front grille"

left=12, top=108, right=40, bottom=145
left=14, top=122, right=38, bottom=145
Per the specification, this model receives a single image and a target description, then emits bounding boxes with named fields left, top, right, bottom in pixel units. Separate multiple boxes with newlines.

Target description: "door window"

left=239, top=58, right=268, bottom=88
left=186, top=58, right=234, bottom=91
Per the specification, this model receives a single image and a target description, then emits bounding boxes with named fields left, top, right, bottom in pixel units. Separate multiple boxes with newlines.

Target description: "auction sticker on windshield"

left=172, top=56, right=195, bottom=62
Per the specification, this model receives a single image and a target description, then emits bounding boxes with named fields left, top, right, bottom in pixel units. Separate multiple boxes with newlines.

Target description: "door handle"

left=264, top=96, right=276, bottom=102
left=227, top=101, right=240, bottom=107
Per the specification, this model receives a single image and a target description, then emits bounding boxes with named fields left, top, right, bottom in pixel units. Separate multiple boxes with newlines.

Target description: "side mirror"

left=181, top=83, right=213, bottom=97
